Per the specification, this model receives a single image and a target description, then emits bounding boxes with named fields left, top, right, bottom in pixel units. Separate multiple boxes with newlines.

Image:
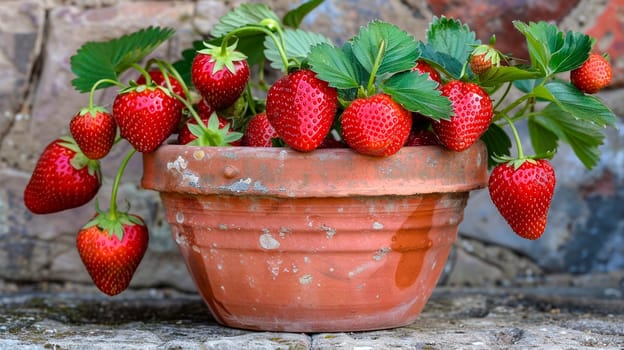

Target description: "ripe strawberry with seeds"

left=112, top=85, right=182, bottom=153
left=432, top=80, right=493, bottom=152
left=266, top=69, right=338, bottom=152
left=341, top=93, right=412, bottom=156
left=69, top=107, right=117, bottom=159
left=241, top=112, right=279, bottom=147
left=570, top=53, right=612, bottom=94
left=24, top=137, right=101, bottom=214
left=192, top=43, right=250, bottom=110
left=412, top=60, right=442, bottom=86
left=76, top=211, right=149, bottom=296
left=488, top=159, right=556, bottom=240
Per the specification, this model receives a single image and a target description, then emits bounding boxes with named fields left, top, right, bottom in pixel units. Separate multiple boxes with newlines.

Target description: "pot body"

left=142, top=144, right=487, bottom=332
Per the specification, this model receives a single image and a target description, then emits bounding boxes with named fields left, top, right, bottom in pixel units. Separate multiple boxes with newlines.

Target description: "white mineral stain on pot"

left=348, top=262, right=376, bottom=278
left=253, top=181, right=269, bottom=193
left=182, top=171, right=200, bottom=188
left=299, top=274, right=313, bottom=285
left=372, top=221, right=384, bottom=230
left=266, top=257, right=283, bottom=279
left=219, top=177, right=252, bottom=192
left=373, top=247, right=392, bottom=261
left=192, top=245, right=200, bottom=253
left=167, top=155, right=188, bottom=172
left=174, top=231, right=187, bottom=247
left=175, top=212, right=184, bottom=224
left=322, top=224, right=336, bottom=238
left=259, top=232, right=280, bottom=250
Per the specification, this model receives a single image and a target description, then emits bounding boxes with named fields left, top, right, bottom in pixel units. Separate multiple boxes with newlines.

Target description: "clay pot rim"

left=141, top=142, right=488, bottom=198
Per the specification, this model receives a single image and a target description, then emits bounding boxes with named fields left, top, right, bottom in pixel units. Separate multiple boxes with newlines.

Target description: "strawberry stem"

left=502, top=114, right=525, bottom=160
left=148, top=58, right=193, bottom=106
left=221, top=24, right=290, bottom=73
left=108, top=148, right=137, bottom=221
left=88, top=78, right=127, bottom=110
left=132, top=63, right=152, bottom=85
left=365, top=40, right=386, bottom=96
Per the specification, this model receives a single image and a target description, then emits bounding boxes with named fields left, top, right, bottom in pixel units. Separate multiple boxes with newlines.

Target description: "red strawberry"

left=412, top=60, right=442, bottom=86
left=24, top=137, right=101, bottom=214
left=196, top=98, right=215, bottom=117
left=570, top=53, right=612, bottom=94
left=191, top=44, right=250, bottom=110
left=432, top=80, right=493, bottom=152
left=136, top=70, right=187, bottom=101
left=112, top=85, right=182, bottom=153
left=177, top=113, right=241, bottom=146
left=76, top=212, right=149, bottom=296
left=266, top=69, right=338, bottom=152
left=488, top=159, right=556, bottom=240
left=341, top=93, right=412, bottom=156
left=69, top=107, right=117, bottom=159
left=404, top=129, right=440, bottom=147
left=241, top=112, right=279, bottom=147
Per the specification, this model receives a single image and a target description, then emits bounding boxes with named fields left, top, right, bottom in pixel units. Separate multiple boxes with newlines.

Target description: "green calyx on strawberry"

left=24, top=136, right=101, bottom=214
left=77, top=210, right=149, bottom=296
left=113, top=83, right=183, bottom=153
left=192, top=41, right=250, bottom=110
left=178, top=112, right=242, bottom=146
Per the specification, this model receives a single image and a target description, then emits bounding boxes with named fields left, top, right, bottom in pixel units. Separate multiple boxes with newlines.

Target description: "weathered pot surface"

left=141, top=143, right=487, bottom=332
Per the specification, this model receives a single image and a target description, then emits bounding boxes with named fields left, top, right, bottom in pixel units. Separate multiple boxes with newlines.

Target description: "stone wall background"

left=1, top=0, right=623, bottom=293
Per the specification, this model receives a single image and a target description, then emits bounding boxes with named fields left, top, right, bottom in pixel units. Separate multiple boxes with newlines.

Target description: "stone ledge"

left=1, top=286, right=622, bottom=349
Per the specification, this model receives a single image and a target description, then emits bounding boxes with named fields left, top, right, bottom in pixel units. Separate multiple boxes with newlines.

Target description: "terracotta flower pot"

left=141, top=142, right=487, bottom=332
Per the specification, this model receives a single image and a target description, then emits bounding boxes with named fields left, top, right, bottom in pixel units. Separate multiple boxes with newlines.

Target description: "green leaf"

left=532, top=103, right=606, bottom=169
left=381, top=70, right=452, bottom=120
left=211, top=3, right=281, bottom=37
left=479, top=66, right=543, bottom=85
left=265, top=28, right=333, bottom=71
left=283, top=0, right=325, bottom=28
left=308, top=42, right=360, bottom=89
left=351, top=20, right=420, bottom=77
left=513, top=21, right=555, bottom=75
left=550, top=30, right=594, bottom=73
left=545, top=80, right=616, bottom=127
left=70, top=26, right=175, bottom=93
left=418, top=42, right=465, bottom=80
left=424, top=16, right=479, bottom=78
left=528, top=117, right=559, bottom=156
left=514, top=20, right=594, bottom=75
left=513, top=78, right=545, bottom=94
left=481, top=123, right=512, bottom=168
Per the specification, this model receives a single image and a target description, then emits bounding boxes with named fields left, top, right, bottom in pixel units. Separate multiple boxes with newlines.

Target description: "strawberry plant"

left=23, top=1, right=616, bottom=295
